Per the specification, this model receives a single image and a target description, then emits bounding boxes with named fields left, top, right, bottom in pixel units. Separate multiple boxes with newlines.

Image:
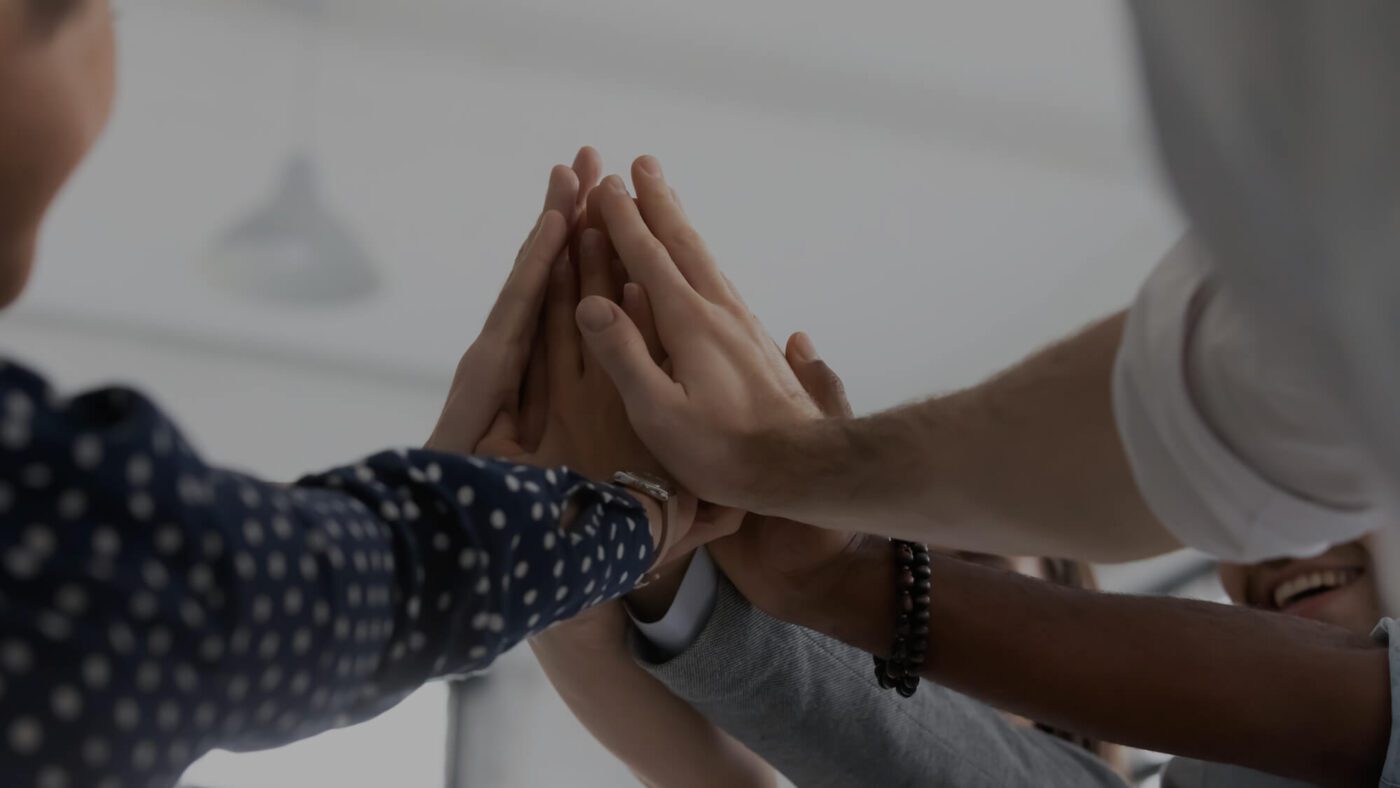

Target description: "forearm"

left=531, top=609, right=774, bottom=788
left=795, top=546, right=1390, bottom=787
left=640, top=575, right=1129, bottom=788
left=751, top=312, right=1176, bottom=562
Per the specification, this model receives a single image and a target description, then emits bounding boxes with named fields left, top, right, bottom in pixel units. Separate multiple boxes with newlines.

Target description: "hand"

left=575, top=157, right=822, bottom=510
left=426, top=147, right=602, bottom=456
left=707, top=333, right=873, bottom=624
left=480, top=195, right=741, bottom=565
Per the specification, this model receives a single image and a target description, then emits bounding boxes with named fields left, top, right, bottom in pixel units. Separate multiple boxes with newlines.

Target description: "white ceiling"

left=23, top=0, right=1183, bottom=416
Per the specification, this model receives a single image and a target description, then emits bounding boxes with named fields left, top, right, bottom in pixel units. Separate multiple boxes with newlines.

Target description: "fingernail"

left=791, top=332, right=819, bottom=362
left=577, top=298, right=617, bottom=332
left=636, top=156, right=661, bottom=177
left=604, top=175, right=628, bottom=194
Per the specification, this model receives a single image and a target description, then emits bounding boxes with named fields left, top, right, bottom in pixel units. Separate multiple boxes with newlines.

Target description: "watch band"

left=612, top=471, right=678, bottom=567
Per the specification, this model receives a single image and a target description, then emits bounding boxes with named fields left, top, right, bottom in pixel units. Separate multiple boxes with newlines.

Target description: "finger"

left=576, top=295, right=683, bottom=415
left=593, top=175, right=705, bottom=315
left=631, top=156, right=732, bottom=302
left=721, top=271, right=752, bottom=311
left=572, top=147, right=603, bottom=204
left=485, top=210, right=569, bottom=340
left=579, top=228, right=620, bottom=302
left=583, top=190, right=609, bottom=235
left=571, top=148, right=605, bottom=262
left=546, top=252, right=582, bottom=384
left=516, top=212, right=543, bottom=262
left=785, top=333, right=853, bottom=418
left=518, top=325, right=550, bottom=451
left=479, top=410, right=523, bottom=459
left=542, top=165, right=581, bottom=225
left=622, top=282, right=663, bottom=363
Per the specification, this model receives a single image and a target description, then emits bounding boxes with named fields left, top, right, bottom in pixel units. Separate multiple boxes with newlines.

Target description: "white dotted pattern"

left=0, top=361, right=654, bottom=787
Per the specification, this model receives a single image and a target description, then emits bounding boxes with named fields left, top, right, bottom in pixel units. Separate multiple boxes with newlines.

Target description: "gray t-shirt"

left=632, top=565, right=1127, bottom=788
left=632, top=556, right=1400, bottom=787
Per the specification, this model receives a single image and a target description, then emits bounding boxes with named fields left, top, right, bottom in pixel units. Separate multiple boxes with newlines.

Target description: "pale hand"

left=575, top=157, right=823, bottom=512
left=426, top=147, right=602, bottom=456
left=472, top=153, right=739, bottom=566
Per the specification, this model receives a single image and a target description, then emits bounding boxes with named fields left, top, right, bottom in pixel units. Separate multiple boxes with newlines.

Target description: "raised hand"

left=473, top=158, right=741, bottom=566
left=426, top=147, right=601, bottom=457
left=576, top=156, right=823, bottom=511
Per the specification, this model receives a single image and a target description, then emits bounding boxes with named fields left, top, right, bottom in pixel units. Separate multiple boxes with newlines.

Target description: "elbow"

left=1308, top=650, right=1391, bottom=788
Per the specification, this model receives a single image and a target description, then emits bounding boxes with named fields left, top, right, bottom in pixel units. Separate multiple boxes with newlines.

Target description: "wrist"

left=623, top=492, right=668, bottom=563
left=787, top=536, right=895, bottom=655
left=738, top=420, right=845, bottom=514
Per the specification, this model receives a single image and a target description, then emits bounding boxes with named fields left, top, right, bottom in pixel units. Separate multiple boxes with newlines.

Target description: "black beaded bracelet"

left=873, top=539, right=931, bottom=698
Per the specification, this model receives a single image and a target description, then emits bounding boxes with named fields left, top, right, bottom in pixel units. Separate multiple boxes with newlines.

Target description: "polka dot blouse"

left=0, top=359, right=658, bottom=788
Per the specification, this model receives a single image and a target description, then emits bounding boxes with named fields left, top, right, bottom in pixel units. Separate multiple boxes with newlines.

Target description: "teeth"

left=1273, top=569, right=1358, bottom=609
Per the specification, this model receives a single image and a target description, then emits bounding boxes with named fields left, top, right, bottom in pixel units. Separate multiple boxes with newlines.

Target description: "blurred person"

left=0, top=4, right=729, bottom=786
left=569, top=156, right=1395, bottom=785
left=1156, top=538, right=1388, bottom=788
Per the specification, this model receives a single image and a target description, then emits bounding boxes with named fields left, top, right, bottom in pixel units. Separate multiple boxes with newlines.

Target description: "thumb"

left=576, top=296, right=679, bottom=410
left=785, top=333, right=853, bottom=418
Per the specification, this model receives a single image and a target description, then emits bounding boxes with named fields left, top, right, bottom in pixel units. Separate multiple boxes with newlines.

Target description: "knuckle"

left=640, top=237, right=673, bottom=263
left=670, top=227, right=707, bottom=255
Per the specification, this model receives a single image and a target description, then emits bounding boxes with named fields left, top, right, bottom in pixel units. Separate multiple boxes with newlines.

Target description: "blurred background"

left=2, top=0, right=1219, bottom=784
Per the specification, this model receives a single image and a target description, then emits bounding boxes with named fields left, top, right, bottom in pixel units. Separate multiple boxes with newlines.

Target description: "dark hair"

left=26, top=0, right=88, bottom=34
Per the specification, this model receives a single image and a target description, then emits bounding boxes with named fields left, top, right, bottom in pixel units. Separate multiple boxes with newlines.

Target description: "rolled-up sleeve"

left=1112, top=235, right=1386, bottom=562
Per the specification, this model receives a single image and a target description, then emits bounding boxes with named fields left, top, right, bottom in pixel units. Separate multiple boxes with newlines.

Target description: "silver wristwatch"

left=612, top=471, right=678, bottom=564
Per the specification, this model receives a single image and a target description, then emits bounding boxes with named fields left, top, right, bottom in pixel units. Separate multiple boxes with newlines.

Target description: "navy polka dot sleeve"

left=0, top=359, right=657, bottom=788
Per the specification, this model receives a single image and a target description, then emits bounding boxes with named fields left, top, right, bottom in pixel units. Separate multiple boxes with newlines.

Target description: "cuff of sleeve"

left=626, top=547, right=720, bottom=660
left=631, top=573, right=780, bottom=704
left=1113, top=235, right=1382, bottom=562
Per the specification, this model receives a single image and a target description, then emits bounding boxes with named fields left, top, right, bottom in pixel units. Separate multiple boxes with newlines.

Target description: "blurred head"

left=1218, top=539, right=1384, bottom=635
left=0, top=0, right=116, bottom=305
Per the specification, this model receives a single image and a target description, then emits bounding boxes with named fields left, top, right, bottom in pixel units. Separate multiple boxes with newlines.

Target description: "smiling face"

left=1219, top=539, right=1385, bottom=635
left=0, top=0, right=117, bottom=305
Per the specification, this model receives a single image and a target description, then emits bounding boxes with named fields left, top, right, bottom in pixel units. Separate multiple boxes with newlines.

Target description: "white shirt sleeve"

left=1128, top=1, right=1400, bottom=483
left=626, top=547, right=720, bottom=660
left=1113, top=235, right=1390, bottom=563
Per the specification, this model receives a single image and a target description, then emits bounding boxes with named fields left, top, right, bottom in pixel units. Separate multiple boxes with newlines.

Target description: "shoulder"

left=0, top=355, right=204, bottom=526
